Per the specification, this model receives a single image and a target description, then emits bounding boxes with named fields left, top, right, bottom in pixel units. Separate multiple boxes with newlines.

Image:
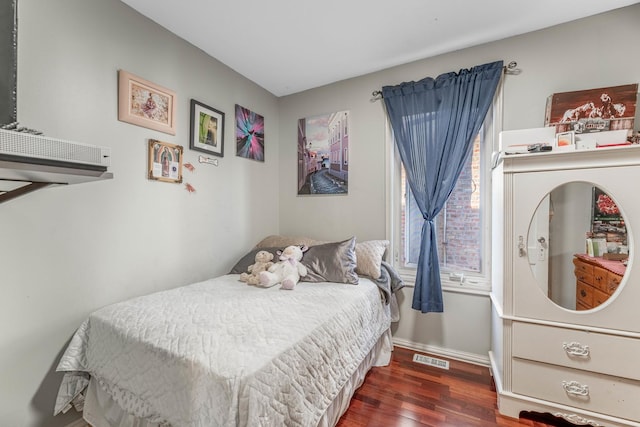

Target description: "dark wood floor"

left=336, top=346, right=567, bottom=427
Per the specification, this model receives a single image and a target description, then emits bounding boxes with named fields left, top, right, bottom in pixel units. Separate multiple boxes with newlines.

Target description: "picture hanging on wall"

left=235, top=104, right=264, bottom=162
left=118, top=70, right=177, bottom=135
left=297, top=110, right=349, bottom=195
left=544, top=83, right=638, bottom=136
left=148, top=139, right=183, bottom=183
left=190, top=99, right=225, bottom=157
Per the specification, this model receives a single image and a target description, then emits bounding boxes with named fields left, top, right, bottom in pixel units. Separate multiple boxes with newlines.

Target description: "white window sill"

left=398, top=271, right=491, bottom=296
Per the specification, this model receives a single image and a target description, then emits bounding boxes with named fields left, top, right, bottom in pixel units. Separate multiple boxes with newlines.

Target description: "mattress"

left=55, top=274, right=391, bottom=427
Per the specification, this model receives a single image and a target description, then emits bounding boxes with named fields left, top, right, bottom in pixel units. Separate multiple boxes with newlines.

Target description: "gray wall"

left=277, top=5, right=640, bottom=359
left=1, top=0, right=280, bottom=425
left=1, top=1, right=639, bottom=426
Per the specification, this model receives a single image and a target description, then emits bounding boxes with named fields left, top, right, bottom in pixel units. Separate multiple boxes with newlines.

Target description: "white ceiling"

left=121, top=0, right=638, bottom=97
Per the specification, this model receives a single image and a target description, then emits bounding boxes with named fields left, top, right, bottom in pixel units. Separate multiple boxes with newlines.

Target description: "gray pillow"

left=229, top=237, right=358, bottom=284
left=301, top=237, right=358, bottom=284
left=229, top=247, right=280, bottom=274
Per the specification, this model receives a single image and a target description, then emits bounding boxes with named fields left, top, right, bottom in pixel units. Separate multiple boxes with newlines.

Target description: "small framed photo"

left=190, top=99, right=225, bottom=157
left=148, top=139, right=183, bottom=183
left=556, top=130, right=575, bottom=148
left=118, top=70, right=177, bottom=135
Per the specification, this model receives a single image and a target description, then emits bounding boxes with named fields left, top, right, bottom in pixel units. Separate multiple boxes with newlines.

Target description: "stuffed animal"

left=258, top=245, right=308, bottom=290
left=239, top=250, right=275, bottom=285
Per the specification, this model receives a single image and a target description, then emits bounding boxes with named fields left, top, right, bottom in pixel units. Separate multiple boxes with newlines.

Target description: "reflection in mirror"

left=528, top=182, right=628, bottom=311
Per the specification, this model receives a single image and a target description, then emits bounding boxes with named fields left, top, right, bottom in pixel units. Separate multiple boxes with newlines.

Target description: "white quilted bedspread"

left=55, top=274, right=390, bottom=427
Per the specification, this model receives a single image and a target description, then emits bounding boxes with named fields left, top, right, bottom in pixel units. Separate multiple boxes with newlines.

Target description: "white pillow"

left=355, top=240, right=389, bottom=279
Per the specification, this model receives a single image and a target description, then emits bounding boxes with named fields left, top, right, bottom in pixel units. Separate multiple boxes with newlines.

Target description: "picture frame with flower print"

left=118, top=70, right=177, bottom=135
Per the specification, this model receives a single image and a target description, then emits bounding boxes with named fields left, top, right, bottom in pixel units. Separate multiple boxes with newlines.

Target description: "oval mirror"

left=527, top=182, right=629, bottom=310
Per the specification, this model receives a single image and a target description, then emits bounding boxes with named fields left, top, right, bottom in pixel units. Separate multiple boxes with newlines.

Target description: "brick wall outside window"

left=401, top=135, right=482, bottom=273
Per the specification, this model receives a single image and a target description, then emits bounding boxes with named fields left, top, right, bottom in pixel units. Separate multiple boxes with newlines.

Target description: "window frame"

left=385, top=86, right=503, bottom=294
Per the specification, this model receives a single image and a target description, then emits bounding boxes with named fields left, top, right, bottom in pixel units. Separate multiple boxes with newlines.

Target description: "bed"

left=54, top=237, right=403, bottom=427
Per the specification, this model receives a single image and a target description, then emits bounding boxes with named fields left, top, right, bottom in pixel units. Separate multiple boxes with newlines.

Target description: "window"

left=343, top=147, right=348, bottom=165
left=390, top=104, right=498, bottom=291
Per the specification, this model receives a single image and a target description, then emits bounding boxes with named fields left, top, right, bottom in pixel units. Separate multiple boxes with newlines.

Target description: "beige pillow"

left=355, top=240, right=389, bottom=279
left=255, top=235, right=327, bottom=249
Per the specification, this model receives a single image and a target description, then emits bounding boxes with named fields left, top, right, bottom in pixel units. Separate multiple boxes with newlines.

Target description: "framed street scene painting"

left=297, top=110, right=349, bottom=195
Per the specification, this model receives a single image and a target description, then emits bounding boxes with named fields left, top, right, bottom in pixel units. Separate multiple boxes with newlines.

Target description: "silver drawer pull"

left=562, top=341, right=590, bottom=357
left=552, top=413, right=603, bottom=427
left=562, top=380, right=589, bottom=396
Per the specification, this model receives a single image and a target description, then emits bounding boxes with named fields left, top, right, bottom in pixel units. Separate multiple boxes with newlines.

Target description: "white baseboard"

left=488, top=350, right=503, bottom=393
left=392, top=337, right=490, bottom=367
left=64, top=417, right=87, bottom=427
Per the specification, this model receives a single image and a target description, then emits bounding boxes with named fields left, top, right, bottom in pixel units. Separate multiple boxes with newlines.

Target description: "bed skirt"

left=82, top=328, right=393, bottom=427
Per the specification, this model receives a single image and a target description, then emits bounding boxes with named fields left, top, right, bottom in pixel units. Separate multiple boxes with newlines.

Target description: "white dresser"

left=490, top=141, right=640, bottom=427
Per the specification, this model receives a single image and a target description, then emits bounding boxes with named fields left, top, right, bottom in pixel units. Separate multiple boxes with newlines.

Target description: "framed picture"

left=235, top=104, right=264, bottom=162
left=297, top=110, right=349, bottom=195
left=190, top=99, right=225, bottom=157
left=544, top=83, right=637, bottom=135
left=148, top=139, right=183, bottom=183
left=555, top=130, right=575, bottom=148
left=118, top=70, right=177, bottom=135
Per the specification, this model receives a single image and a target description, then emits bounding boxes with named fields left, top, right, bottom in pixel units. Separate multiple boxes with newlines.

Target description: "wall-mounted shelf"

left=0, top=128, right=113, bottom=203
left=0, top=156, right=113, bottom=203
left=0, top=180, right=52, bottom=203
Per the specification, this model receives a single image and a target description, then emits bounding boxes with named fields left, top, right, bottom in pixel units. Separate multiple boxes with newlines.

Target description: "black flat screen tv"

left=0, top=0, right=17, bottom=126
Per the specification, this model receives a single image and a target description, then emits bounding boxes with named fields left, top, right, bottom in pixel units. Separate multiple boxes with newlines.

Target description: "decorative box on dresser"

left=490, top=138, right=640, bottom=427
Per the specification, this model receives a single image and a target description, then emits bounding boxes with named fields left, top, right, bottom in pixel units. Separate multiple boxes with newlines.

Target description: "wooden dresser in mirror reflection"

left=573, top=254, right=626, bottom=310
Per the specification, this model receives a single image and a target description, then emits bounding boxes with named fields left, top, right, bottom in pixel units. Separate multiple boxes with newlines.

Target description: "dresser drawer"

left=606, top=272, right=623, bottom=294
left=574, top=268, right=594, bottom=286
left=592, top=266, right=608, bottom=293
left=576, top=281, right=593, bottom=308
left=576, top=301, right=590, bottom=311
left=512, top=358, right=640, bottom=421
left=593, top=288, right=609, bottom=307
left=512, top=322, right=640, bottom=380
left=573, top=257, right=594, bottom=275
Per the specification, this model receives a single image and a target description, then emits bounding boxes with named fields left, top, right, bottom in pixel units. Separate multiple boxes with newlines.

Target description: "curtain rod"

left=371, top=60, right=519, bottom=101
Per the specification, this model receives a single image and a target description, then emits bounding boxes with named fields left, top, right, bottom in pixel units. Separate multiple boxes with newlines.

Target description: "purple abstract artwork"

left=235, top=104, right=264, bottom=162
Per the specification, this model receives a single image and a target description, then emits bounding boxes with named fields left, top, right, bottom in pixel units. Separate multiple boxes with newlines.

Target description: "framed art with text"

left=148, top=139, right=183, bottom=183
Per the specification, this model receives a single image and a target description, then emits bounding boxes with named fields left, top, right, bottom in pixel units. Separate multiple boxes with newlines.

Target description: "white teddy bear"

left=239, top=250, right=275, bottom=285
left=258, top=245, right=308, bottom=290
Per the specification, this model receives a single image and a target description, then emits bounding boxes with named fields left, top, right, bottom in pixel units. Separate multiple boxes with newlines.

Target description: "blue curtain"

left=382, top=60, right=503, bottom=313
